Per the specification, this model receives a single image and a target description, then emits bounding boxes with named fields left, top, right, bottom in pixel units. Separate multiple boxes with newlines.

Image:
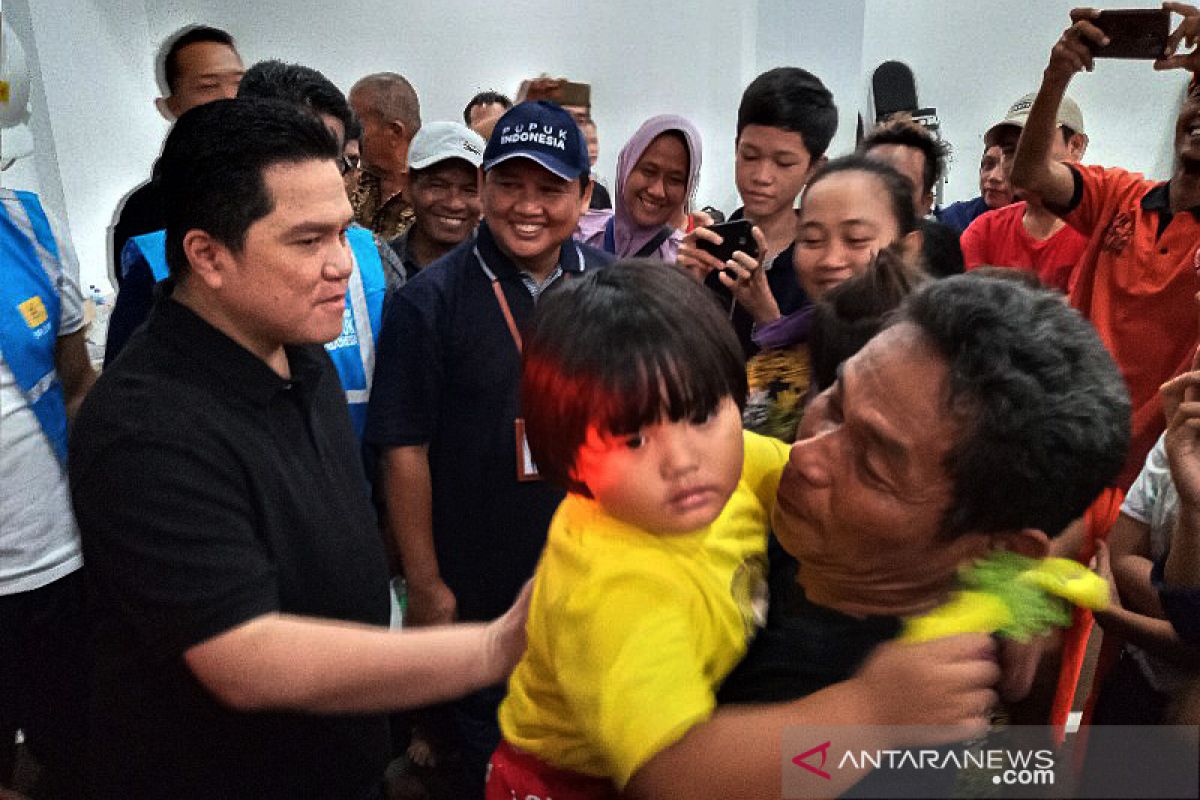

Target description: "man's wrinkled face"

left=773, top=322, right=992, bottom=606
left=409, top=159, right=482, bottom=247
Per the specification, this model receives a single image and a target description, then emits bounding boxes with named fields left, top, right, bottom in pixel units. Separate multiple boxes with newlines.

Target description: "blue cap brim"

left=482, top=151, right=581, bottom=181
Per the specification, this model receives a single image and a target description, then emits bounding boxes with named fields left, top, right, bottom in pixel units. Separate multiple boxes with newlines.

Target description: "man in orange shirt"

left=1012, top=4, right=1200, bottom=490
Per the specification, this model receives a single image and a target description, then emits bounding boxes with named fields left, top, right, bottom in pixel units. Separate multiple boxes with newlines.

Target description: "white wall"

left=18, top=0, right=1195, bottom=292
left=10, top=0, right=163, bottom=293
left=756, top=0, right=866, bottom=163
left=144, top=0, right=762, bottom=216
left=860, top=0, right=1187, bottom=205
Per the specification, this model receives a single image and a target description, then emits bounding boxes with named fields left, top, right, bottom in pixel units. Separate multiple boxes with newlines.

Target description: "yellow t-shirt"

left=497, top=431, right=790, bottom=788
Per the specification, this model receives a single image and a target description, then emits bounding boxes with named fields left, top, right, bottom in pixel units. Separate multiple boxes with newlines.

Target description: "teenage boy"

left=1011, top=4, right=1200, bottom=489
left=365, top=100, right=612, bottom=794
left=678, top=67, right=837, bottom=359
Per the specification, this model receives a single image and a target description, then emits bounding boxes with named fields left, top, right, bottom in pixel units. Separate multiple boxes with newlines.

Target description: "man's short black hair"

left=237, top=60, right=354, bottom=142
left=159, top=98, right=339, bottom=279
left=463, top=90, right=513, bottom=125
left=809, top=245, right=927, bottom=393
left=806, top=155, right=920, bottom=237
left=160, top=25, right=236, bottom=95
left=522, top=261, right=747, bottom=496
left=859, top=118, right=951, bottom=195
left=737, top=67, right=838, bottom=160
left=895, top=274, right=1130, bottom=538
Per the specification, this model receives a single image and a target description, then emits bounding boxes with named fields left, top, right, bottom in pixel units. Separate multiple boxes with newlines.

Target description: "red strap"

left=489, top=278, right=524, bottom=353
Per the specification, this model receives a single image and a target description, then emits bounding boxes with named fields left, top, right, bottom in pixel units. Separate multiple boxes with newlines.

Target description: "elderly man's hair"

left=895, top=274, right=1130, bottom=538
left=350, top=72, right=421, bottom=131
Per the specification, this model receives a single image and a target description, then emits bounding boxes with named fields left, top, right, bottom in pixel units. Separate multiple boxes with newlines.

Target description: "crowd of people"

left=5, top=4, right=1200, bottom=799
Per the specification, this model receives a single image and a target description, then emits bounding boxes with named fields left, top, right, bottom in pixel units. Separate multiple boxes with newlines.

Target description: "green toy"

left=901, top=551, right=1110, bottom=644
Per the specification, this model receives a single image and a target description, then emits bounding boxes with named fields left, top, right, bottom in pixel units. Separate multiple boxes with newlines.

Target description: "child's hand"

left=855, top=634, right=998, bottom=743
left=717, top=226, right=780, bottom=324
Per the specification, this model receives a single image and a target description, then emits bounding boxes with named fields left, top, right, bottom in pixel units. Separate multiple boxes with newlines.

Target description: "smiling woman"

left=574, top=114, right=703, bottom=260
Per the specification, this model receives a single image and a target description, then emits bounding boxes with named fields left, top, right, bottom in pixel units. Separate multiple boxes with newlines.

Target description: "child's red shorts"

left=485, top=739, right=619, bottom=800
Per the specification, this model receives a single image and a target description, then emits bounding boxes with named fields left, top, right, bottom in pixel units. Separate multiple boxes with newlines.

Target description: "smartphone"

left=1092, top=9, right=1170, bottom=59
left=695, top=219, right=759, bottom=263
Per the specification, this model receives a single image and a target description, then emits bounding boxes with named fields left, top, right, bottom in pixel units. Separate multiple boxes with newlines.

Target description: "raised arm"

left=1011, top=9, right=1107, bottom=210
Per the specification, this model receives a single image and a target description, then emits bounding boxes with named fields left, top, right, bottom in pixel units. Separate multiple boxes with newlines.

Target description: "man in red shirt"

left=962, top=92, right=1089, bottom=291
left=1012, top=5, right=1200, bottom=490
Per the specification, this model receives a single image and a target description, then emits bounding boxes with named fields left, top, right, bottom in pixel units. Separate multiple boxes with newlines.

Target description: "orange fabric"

left=1064, top=164, right=1200, bottom=490
left=1048, top=487, right=1124, bottom=743
left=961, top=201, right=1088, bottom=291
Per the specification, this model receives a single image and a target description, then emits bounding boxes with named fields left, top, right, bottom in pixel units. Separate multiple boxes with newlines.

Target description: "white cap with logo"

left=984, top=92, right=1086, bottom=147
left=407, top=121, right=486, bottom=171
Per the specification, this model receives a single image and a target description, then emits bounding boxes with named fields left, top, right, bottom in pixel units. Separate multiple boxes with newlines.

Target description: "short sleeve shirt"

left=1062, top=164, right=1200, bottom=489
left=0, top=192, right=86, bottom=594
left=70, top=297, right=392, bottom=799
left=498, top=431, right=790, bottom=788
left=365, top=222, right=613, bottom=621
left=961, top=201, right=1088, bottom=291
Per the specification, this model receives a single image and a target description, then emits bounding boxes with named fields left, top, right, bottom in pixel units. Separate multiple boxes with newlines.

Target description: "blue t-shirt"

left=936, top=195, right=991, bottom=235
left=364, top=221, right=612, bottom=621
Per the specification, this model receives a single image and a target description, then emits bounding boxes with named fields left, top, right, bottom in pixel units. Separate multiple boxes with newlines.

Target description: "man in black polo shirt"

left=70, top=99, right=528, bottom=800
left=366, top=100, right=612, bottom=793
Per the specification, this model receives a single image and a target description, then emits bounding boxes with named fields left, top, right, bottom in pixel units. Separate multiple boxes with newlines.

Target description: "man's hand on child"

left=483, top=580, right=532, bottom=685
left=855, top=634, right=999, bottom=743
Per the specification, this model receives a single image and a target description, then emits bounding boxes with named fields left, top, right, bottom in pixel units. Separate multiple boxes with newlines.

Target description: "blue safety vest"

left=0, top=190, right=69, bottom=465
left=121, top=226, right=386, bottom=437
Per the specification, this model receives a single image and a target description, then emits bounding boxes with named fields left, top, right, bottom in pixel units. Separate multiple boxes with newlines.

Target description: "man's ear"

left=182, top=230, right=231, bottom=291
left=1068, top=132, right=1089, bottom=161
left=579, top=176, right=594, bottom=214
left=899, top=227, right=924, bottom=264
left=992, top=528, right=1051, bottom=559
left=803, top=155, right=829, bottom=186
left=156, top=96, right=178, bottom=123
left=390, top=120, right=410, bottom=164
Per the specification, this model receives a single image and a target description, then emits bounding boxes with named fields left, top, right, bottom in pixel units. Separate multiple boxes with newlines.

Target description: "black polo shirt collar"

left=151, top=292, right=327, bottom=408
left=474, top=220, right=586, bottom=281
left=1142, top=181, right=1200, bottom=218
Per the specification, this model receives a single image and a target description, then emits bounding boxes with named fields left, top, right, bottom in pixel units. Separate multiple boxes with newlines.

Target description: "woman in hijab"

left=575, top=114, right=702, bottom=260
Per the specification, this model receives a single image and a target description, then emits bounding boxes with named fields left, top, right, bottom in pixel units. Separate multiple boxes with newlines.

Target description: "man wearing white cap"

left=387, top=121, right=485, bottom=285
left=961, top=92, right=1089, bottom=291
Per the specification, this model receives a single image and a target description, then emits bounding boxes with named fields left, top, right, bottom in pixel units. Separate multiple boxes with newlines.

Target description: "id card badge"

left=515, top=418, right=541, bottom=482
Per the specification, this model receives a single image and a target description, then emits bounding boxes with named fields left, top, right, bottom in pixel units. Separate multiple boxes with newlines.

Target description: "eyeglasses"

left=339, top=153, right=361, bottom=176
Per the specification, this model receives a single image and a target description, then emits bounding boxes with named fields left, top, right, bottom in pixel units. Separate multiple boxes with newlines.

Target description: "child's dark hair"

left=522, top=261, right=747, bottom=496
left=737, top=67, right=838, bottom=160
left=803, top=154, right=920, bottom=237
left=809, top=245, right=928, bottom=392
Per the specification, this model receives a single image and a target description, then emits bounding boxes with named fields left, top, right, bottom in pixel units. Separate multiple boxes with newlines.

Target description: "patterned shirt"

left=350, top=171, right=415, bottom=241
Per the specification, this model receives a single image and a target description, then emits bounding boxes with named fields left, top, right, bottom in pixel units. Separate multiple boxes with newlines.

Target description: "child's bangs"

left=588, top=344, right=733, bottom=437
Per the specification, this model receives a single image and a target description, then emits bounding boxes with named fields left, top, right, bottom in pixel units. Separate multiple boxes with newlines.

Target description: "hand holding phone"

left=694, top=219, right=760, bottom=263
left=1091, top=9, right=1171, bottom=59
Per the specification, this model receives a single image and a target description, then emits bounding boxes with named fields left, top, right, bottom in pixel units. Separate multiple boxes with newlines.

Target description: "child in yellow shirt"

left=487, top=261, right=789, bottom=799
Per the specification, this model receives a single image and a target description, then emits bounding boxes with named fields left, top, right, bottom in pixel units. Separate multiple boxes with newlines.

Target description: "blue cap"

left=482, top=101, right=589, bottom=181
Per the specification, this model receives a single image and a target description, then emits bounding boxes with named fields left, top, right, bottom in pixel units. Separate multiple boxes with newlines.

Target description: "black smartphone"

left=695, top=219, right=759, bottom=263
left=1092, top=9, right=1170, bottom=59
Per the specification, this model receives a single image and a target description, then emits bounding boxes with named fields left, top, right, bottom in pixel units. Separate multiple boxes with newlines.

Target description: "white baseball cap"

left=408, top=121, right=485, bottom=171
